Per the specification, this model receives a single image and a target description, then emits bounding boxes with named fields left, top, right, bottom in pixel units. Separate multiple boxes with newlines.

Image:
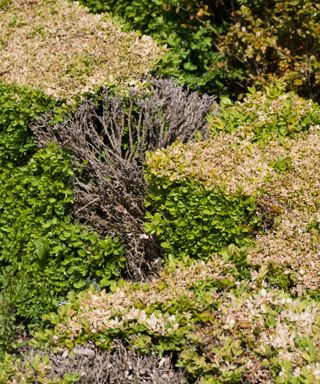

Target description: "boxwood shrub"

left=0, top=83, right=124, bottom=355
left=0, top=145, right=124, bottom=321
left=145, top=176, right=260, bottom=260
left=208, top=84, right=320, bottom=142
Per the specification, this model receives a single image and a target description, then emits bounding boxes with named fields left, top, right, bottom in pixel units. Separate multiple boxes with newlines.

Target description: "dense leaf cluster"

left=2, top=0, right=320, bottom=380
left=208, top=84, right=320, bottom=141
left=145, top=178, right=260, bottom=260
left=31, top=78, right=214, bottom=279
left=26, top=255, right=320, bottom=383
left=220, top=0, right=320, bottom=100
left=0, top=83, right=59, bottom=165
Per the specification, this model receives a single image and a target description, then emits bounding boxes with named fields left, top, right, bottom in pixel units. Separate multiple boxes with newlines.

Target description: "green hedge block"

left=145, top=177, right=260, bottom=260
left=0, top=82, right=65, bottom=165
left=0, top=144, right=125, bottom=323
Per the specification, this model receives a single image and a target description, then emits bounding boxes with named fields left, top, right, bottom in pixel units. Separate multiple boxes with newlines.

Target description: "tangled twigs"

left=48, top=341, right=187, bottom=383
left=31, top=78, right=216, bottom=279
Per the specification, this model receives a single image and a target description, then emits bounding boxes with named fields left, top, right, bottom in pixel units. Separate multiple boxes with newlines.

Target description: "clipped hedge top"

left=209, top=86, right=320, bottom=141
left=146, top=86, right=320, bottom=196
left=146, top=128, right=320, bottom=289
left=146, top=126, right=320, bottom=205
left=0, top=0, right=163, bottom=99
left=146, top=134, right=272, bottom=195
left=31, top=256, right=320, bottom=382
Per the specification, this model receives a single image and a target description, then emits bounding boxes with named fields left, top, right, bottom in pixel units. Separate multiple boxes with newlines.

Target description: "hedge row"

left=0, top=83, right=124, bottom=355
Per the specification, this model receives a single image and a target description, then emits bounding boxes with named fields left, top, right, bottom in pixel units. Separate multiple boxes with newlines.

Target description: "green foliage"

left=0, top=83, right=124, bottom=356
left=26, top=260, right=320, bottom=383
left=29, top=256, right=248, bottom=372
left=271, top=156, right=292, bottom=174
left=307, top=219, right=320, bottom=234
left=145, top=177, right=260, bottom=260
left=0, top=353, right=79, bottom=383
left=255, top=262, right=297, bottom=291
left=208, top=84, right=320, bottom=142
left=219, top=0, right=320, bottom=101
left=79, top=0, right=320, bottom=100
left=79, top=0, right=232, bottom=94
left=2, top=3, right=320, bottom=378
left=0, top=145, right=124, bottom=324
left=219, top=244, right=251, bottom=280
left=0, top=82, right=68, bottom=166
left=0, top=275, right=25, bottom=360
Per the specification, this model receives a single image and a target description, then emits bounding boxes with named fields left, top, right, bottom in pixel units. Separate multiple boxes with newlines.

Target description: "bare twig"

left=75, top=197, right=100, bottom=215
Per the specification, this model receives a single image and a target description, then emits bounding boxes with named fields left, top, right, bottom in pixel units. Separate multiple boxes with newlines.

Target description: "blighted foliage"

left=219, top=0, right=320, bottom=100
left=2, top=0, right=320, bottom=380
left=146, top=85, right=320, bottom=290
left=0, top=0, right=162, bottom=99
left=25, top=255, right=320, bottom=383
left=31, top=78, right=215, bottom=279
left=0, top=342, right=187, bottom=383
left=50, top=341, right=187, bottom=383
left=144, top=85, right=320, bottom=264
